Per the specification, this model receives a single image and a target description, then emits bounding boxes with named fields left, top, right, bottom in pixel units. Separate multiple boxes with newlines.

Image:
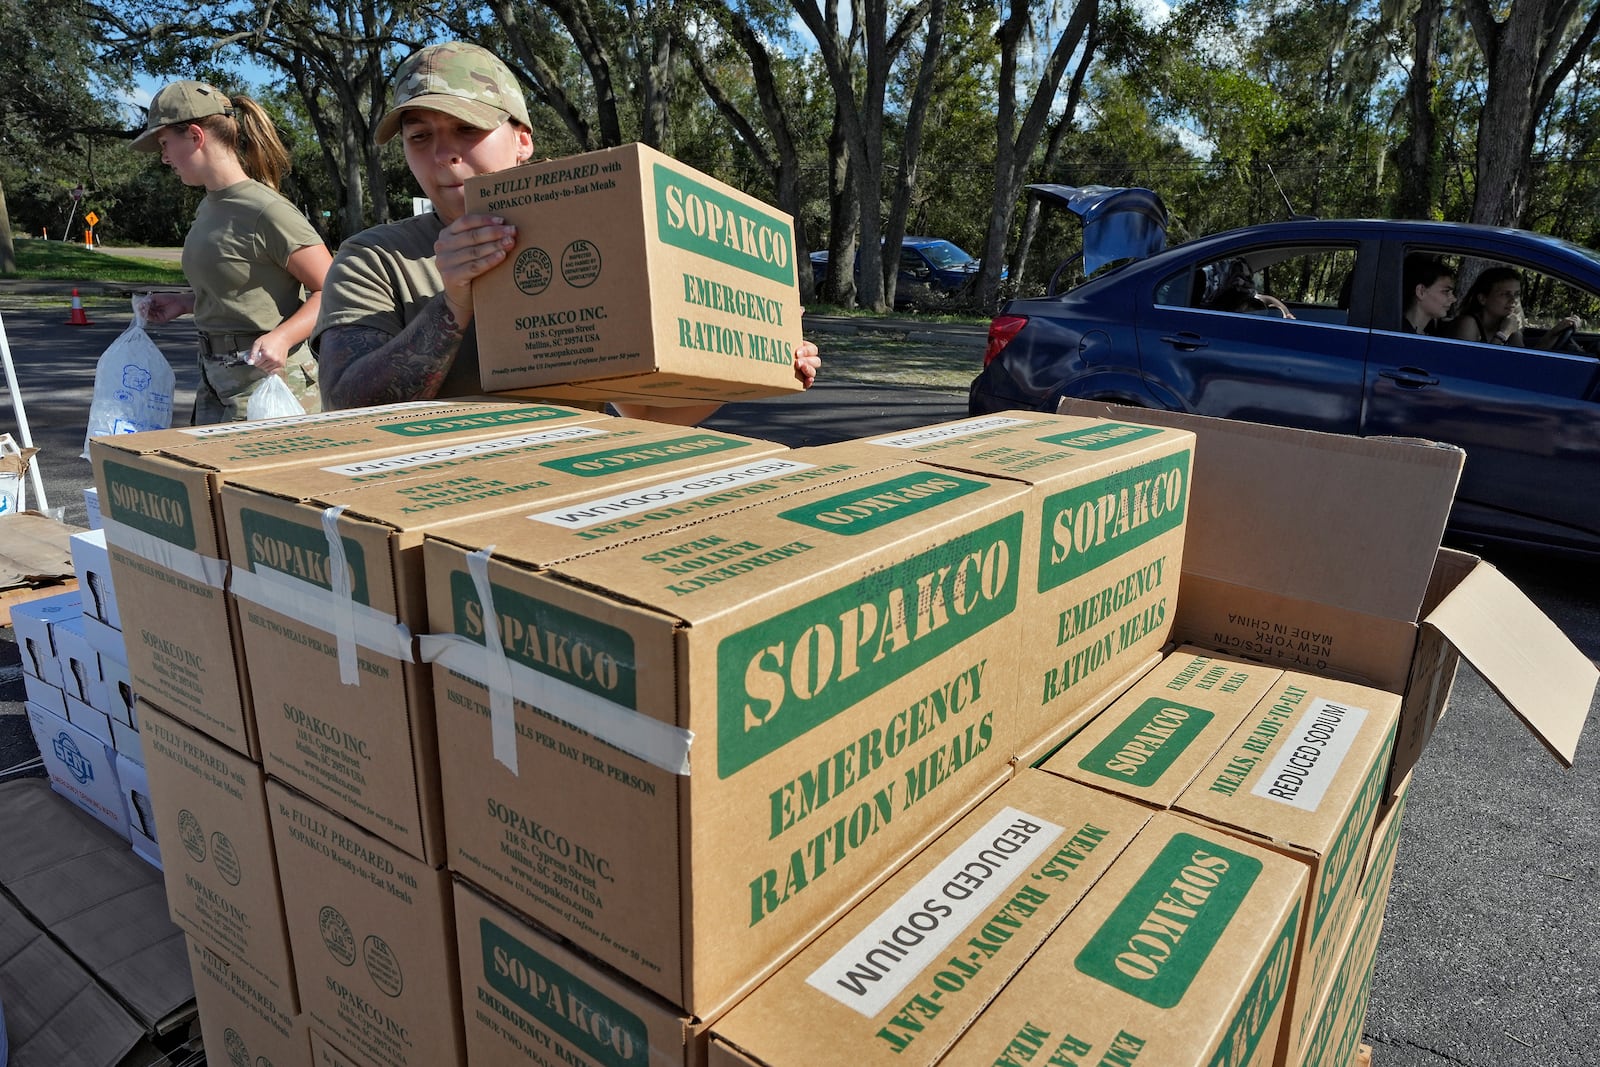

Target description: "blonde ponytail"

left=197, top=93, right=292, bottom=190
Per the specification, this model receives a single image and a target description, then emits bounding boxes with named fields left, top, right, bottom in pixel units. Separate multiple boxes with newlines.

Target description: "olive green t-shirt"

left=182, top=179, right=323, bottom=335
left=312, top=212, right=482, bottom=400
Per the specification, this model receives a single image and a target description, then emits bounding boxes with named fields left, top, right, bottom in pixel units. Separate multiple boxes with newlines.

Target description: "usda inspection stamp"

left=514, top=246, right=554, bottom=295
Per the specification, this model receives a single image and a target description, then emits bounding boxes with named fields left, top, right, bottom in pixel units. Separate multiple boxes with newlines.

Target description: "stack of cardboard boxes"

left=82, top=400, right=1594, bottom=1066
left=23, top=135, right=1599, bottom=1063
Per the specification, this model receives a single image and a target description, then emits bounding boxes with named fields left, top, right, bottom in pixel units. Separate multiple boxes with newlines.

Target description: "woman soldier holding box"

left=313, top=41, right=818, bottom=424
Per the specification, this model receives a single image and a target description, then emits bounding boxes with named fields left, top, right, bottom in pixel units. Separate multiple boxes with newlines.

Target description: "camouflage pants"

left=191, top=343, right=321, bottom=425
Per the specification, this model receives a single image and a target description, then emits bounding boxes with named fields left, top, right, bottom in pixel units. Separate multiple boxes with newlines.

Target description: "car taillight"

left=983, top=315, right=1028, bottom=366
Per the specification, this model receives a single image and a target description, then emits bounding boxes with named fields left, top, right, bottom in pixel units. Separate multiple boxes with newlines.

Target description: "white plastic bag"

left=245, top=372, right=307, bottom=421
left=81, top=296, right=176, bottom=457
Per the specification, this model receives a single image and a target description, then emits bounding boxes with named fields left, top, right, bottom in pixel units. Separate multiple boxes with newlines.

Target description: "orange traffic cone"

left=65, top=289, right=93, bottom=326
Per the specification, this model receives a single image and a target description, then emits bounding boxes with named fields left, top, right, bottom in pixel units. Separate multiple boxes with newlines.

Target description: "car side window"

left=1156, top=245, right=1357, bottom=325
left=1440, top=257, right=1600, bottom=352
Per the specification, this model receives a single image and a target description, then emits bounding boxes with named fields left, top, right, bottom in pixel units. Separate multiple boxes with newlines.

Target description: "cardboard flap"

left=1423, top=561, right=1598, bottom=765
left=0, top=512, right=83, bottom=590
left=0, top=779, right=195, bottom=1031
left=1055, top=401, right=1464, bottom=625
left=0, top=889, right=147, bottom=1067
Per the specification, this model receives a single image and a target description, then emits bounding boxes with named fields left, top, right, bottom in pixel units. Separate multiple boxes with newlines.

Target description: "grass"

left=808, top=330, right=979, bottom=392
left=2, top=237, right=187, bottom=285
left=807, top=299, right=990, bottom=327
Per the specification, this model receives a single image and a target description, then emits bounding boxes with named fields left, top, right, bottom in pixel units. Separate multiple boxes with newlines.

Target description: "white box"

left=10, top=590, right=80, bottom=687
left=25, top=702, right=130, bottom=839
left=116, top=753, right=160, bottom=867
left=65, top=695, right=115, bottom=747
left=84, top=485, right=102, bottom=530
left=52, top=614, right=108, bottom=712
left=112, top=717, right=143, bottom=762
left=22, top=672, right=66, bottom=717
left=99, top=653, right=136, bottom=726
left=70, top=528, right=122, bottom=629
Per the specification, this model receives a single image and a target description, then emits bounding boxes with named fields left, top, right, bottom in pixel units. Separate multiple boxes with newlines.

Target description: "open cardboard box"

left=1055, top=400, right=1598, bottom=794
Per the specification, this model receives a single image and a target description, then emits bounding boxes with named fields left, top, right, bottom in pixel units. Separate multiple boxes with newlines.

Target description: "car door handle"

left=1161, top=333, right=1209, bottom=351
left=1379, top=367, right=1440, bottom=388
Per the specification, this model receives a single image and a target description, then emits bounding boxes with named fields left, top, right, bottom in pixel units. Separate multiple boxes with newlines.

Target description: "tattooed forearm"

left=319, top=296, right=468, bottom=409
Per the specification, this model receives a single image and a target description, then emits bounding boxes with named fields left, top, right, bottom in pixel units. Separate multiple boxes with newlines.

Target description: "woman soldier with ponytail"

left=134, top=81, right=332, bottom=423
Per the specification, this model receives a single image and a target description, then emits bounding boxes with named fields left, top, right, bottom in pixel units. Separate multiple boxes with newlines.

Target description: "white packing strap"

left=320, top=505, right=362, bottom=685
left=228, top=567, right=414, bottom=663
left=100, top=516, right=228, bottom=589
left=419, top=631, right=693, bottom=776
left=466, top=547, right=520, bottom=774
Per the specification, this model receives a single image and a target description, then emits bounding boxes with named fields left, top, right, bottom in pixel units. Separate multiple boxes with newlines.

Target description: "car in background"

left=969, top=217, right=1600, bottom=556
left=811, top=237, right=997, bottom=308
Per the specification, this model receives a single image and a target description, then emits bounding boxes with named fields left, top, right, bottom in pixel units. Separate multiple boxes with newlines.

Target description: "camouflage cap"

left=132, top=81, right=234, bottom=152
left=376, top=42, right=531, bottom=146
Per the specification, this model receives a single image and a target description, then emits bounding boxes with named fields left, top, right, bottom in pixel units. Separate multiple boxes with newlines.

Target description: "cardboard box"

left=185, top=935, right=307, bottom=1067
left=311, top=1027, right=368, bottom=1067
left=71, top=527, right=122, bottom=628
left=466, top=142, right=806, bottom=406
left=709, top=770, right=1153, bottom=1067
left=1173, top=672, right=1399, bottom=1065
left=426, top=462, right=1034, bottom=1014
left=10, top=588, right=79, bottom=687
left=24, top=702, right=130, bottom=839
left=137, top=701, right=297, bottom=1006
left=267, top=781, right=466, bottom=1067
left=1056, top=400, right=1598, bottom=798
left=940, top=811, right=1307, bottom=1067
left=222, top=421, right=786, bottom=864
left=851, top=413, right=1195, bottom=760
left=1297, top=779, right=1409, bottom=1067
left=91, top=400, right=606, bottom=757
left=1038, top=646, right=1284, bottom=804
left=455, top=880, right=717, bottom=1067
left=85, top=484, right=101, bottom=529
left=117, top=751, right=160, bottom=866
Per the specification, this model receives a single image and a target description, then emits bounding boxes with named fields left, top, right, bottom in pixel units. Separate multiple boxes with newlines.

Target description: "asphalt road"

left=1, top=294, right=1596, bottom=1066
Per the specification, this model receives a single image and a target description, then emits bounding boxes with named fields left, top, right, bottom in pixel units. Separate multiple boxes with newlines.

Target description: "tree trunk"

left=978, top=0, right=1097, bottom=311
left=1462, top=0, right=1600, bottom=227
left=0, top=177, right=15, bottom=274
left=882, top=0, right=948, bottom=309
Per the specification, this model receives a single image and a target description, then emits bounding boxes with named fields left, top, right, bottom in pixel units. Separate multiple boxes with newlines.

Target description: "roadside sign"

left=84, top=211, right=100, bottom=227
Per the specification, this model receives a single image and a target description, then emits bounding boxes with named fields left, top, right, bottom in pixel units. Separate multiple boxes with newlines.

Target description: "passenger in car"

left=1447, top=266, right=1582, bottom=348
left=1401, top=255, right=1456, bottom=334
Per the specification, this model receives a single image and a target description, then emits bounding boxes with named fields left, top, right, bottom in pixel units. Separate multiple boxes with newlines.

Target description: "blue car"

left=811, top=237, right=995, bottom=308
left=969, top=217, right=1600, bottom=555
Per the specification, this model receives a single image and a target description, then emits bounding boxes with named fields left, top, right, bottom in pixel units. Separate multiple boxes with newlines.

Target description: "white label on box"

left=525, top=457, right=817, bottom=529
left=174, top=400, right=443, bottom=436
left=317, top=425, right=609, bottom=477
left=804, top=806, right=1065, bottom=1017
left=1251, top=698, right=1371, bottom=812
left=867, top=416, right=1032, bottom=449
